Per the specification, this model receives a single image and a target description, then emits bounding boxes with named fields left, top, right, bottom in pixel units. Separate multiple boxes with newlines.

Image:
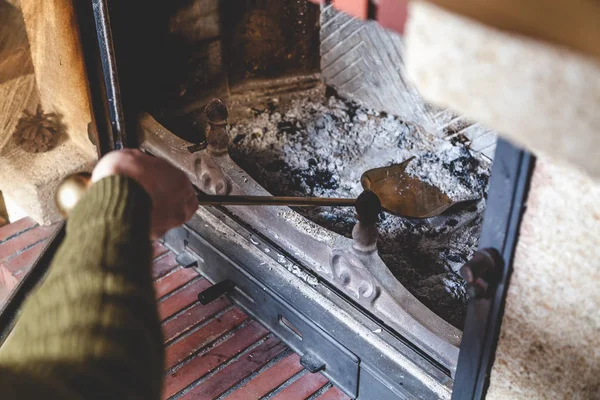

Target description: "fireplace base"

left=164, top=205, right=454, bottom=399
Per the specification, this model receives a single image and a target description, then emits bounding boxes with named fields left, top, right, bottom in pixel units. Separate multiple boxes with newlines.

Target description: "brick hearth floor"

left=0, top=218, right=349, bottom=400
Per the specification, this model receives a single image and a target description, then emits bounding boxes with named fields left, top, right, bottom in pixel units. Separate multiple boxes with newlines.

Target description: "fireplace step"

left=164, top=207, right=456, bottom=399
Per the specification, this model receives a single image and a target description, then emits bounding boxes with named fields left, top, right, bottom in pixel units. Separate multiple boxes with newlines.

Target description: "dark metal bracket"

left=197, top=280, right=234, bottom=305
left=452, top=139, right=535, bottom=400
left=175, top=251, right=199, bottom=269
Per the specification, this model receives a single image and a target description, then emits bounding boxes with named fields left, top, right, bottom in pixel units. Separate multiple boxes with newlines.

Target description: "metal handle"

left=55, top=172, right=92, bottom=217
left=196, top=194, right=356, bottom=208
left=197, top=280, right=235, bottom=305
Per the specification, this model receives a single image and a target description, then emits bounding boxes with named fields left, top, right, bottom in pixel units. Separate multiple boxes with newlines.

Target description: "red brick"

left=178, top=336, right=287, bottom=400
left=0, top=264, right=19, bottom=290
left=3, top=241, right=46, bottom=276
left=152, top=252, right=179, bottom=280
left=317, top=386, right=351, bottom=400
left=154, top=267, right=199, bottom=299
left=165, top=307, right=248, bottom=368
left=162, top=296, right=231, bottom=343
left=163, top=321, right=270, bottom=398
left=152, top=241, right=168, bottom=260
left=158, top=278, right=213, bottom=320
left=0, top=218, right=36, bottom=242
left=226, top=353, right=303, bottom=400
left=377, top=0, right=408, bottom=34
left=0, top=283, right=11, bottom=307
left=271, top=371, right=329, bottom=400
left=332, top=0, right=368, bottom=19
left=0, top=225, right=57, bottom=261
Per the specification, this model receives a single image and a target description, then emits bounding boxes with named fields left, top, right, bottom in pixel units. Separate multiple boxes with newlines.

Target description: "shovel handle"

left=55, top=172, right=93, bottom=217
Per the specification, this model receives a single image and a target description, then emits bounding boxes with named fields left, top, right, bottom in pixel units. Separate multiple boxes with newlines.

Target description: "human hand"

left=92, top=149, right=198, bottom=239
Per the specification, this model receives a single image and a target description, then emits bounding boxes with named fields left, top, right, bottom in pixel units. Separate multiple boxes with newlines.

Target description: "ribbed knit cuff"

left=67, top=175, right=152, bottom=237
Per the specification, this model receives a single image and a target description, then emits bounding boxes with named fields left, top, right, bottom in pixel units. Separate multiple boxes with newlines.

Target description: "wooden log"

left=0, top=1, right=33, bottom=85
left=0, top=1, right=37, bottom=150
left=19, top=0, right=96, bottom=157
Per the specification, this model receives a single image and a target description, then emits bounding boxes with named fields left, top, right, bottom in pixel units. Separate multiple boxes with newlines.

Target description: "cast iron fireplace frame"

left=0, top=1, right=535, bottom=398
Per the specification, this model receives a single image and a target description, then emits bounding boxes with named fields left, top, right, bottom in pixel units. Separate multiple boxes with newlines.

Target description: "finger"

left=91, top=151, right=122, bottom=182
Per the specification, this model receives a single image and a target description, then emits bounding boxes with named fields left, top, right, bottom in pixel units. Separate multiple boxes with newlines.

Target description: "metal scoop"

left=360, top=157, right=459, bottom=218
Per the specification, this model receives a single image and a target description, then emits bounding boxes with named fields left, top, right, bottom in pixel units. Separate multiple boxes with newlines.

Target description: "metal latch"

left=197, top=280, right=234, bottom=305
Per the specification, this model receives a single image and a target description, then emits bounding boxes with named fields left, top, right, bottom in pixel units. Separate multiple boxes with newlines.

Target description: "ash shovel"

left=56, top=157, right=472, bottom=219
left=191, top=157, right=471, bottom=218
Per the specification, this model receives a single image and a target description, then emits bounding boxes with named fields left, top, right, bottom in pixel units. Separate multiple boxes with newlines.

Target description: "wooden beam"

left=19, top=0, right=96, bottom=157
left=0, top=1, right=33, bottom=85
left=0, top=1, right=37, bottom=150
left=424, top=0, right=600, bottom=59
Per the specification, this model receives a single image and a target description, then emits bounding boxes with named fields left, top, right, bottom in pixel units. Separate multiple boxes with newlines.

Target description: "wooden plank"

left=0, top=1, right=37, bottom=151
left=19, top=0, right=96, bottom=156
left=425, top=0, right=600, bottom=59
left=0, top=1, right=33, bottom=85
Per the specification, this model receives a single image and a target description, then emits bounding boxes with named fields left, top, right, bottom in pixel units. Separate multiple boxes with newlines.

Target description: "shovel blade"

left=361, top=157, right=458, bottom=218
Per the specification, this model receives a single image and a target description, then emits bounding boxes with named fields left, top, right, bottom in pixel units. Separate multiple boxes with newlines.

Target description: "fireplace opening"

left=134, top=1, right=499, bottom=383
left=149, top=0, right=493, bottom=332
left=227, top=95, right=490, bottom=329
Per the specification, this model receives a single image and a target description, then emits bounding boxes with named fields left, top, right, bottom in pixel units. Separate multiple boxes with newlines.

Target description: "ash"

left=229, top=96, right=491, bottom=329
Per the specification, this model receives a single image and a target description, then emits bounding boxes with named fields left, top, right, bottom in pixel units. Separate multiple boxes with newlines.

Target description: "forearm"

left=0, top=176, right=163, bottom=399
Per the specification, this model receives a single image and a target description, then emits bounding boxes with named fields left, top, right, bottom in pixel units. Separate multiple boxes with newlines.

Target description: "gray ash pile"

left=229, top=96, right=491, bottom=329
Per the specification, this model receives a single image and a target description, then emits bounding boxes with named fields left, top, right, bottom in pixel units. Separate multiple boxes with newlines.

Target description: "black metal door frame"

left=452, top=141, right=535, bottom=399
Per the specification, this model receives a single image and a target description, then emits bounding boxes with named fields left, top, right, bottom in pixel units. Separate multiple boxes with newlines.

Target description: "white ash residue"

left=229, top=96, right=491, bottom=328
left=277, top=209, right=337, bottom=247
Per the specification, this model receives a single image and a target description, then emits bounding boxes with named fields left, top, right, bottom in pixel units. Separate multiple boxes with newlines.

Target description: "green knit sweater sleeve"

left=0, top=176, right=164, bottom=400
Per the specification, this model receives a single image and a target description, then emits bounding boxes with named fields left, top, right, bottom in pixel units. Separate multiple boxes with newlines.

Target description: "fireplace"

left=113, top=2, right=503, bottom=398
left=0, top=1, right=533, bottom=399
